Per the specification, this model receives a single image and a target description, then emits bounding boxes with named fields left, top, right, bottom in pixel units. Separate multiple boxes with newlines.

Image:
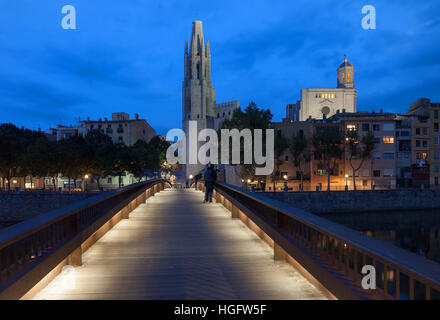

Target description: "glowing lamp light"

left=283, top=175, right=288, bottom=180
left=247, top=179, right=251, bottom=183
left=12, top=180, right=17, bottom=184
left=345, top=174, right=349, bottom=178
left=84, top=174, right=89, bottom=179
left=189, top=174, right=193, bottom=179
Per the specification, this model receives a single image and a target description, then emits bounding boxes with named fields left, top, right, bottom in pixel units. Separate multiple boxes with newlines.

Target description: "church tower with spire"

left=182, top=20, right=216, bottom=123
left=182, top=21, right=217, bottom=179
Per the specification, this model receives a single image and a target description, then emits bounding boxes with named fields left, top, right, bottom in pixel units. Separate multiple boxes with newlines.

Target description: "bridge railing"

left=0, top=179, right=169, bottom=299
left=203, top=182, right=440, bottom=300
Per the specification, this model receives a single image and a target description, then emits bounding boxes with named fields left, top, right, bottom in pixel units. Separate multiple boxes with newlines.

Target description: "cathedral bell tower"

left=182, top=21, right=216, bottom=179
left=337, top=55, right=354, bottom=89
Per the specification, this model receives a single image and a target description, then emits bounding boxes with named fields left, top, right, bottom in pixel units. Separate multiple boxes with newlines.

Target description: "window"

left=383, top=153, right=395, bottom=159
left=373, top=124, right=380, bottom=131
left=435, top=150, right=440, bottom=160
left=435, top=110, right=439, bottom=119
left=423, top=140, right=428, bottom=148
left=422, top=152, right=428, bottom=160
left=373, top=170, right=381, bottom=177
left=299, top=129, right=304, bottom=137
left=107, top=178, right=112, bottom=183
left=416, top=140, right=421, bottom=147
left=435, top=136, right=439, bottom=145
left=400, top=131, right=409, bottom=137
left=383, top=137, right=395, bottom=144
left=362, top=123, right=370, bottom=131
left=285, top=156, right=289, bottom=162
left=374, top=137, right=381, bottom=144
left=346, top=124, right=357, bottom=131
left=347, top=72, right=350, bottom=82
left=435, top=123, right=439, bottom=132
left=416, top=128, right=421, bottom=135
left=383, top=169, right=394, bottom=177
left=383, top=123, right=395, bottom=131
left=373, top=152, right=381, bottom=159
left=423, top=128, right=428, bottom=135
left=435, top=165, right=440, bottom=173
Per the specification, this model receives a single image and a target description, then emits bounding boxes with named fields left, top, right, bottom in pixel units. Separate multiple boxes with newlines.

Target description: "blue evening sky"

left=0, top=0, right=439, bottom=134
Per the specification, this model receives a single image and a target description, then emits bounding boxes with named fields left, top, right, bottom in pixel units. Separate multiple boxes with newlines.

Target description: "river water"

left=318, top=209, right=440, bottom=264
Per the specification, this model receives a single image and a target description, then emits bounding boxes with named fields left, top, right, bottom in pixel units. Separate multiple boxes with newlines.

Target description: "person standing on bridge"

left=203, top=164, right=217, bottom=203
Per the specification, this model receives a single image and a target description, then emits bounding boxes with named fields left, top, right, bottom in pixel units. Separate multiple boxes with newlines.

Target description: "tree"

left=0, top=124, right=44, bottom=190
left=289, top=133, right=311, bottom=191
left=219, top=102, right=273, bottom=184
left=312, top=126, right=344, bottom=191
left=85, top=130, right=117, bottom=189
left=345, top=129, right=375, bottom=190
left=58, top=135, right=91, bottom=191
left=113, top=143, right=131, bottom=188
left=272, top=133, right=288, bottom=191
left=147, top=136, right=171, bottom=170
left=127, top=140, right=150, bottom=181
left=24, top=137, right=53, bottom=189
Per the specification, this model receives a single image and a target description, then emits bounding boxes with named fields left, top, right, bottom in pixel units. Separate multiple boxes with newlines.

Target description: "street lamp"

left=344, top=174, right=349, bottom=191
left=189, top=174, right=193, bottom=180
left=84, top=174, right=89, bottom=192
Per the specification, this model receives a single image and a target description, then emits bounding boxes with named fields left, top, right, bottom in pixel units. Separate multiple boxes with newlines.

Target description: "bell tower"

left=337, top=55, right=354, bottom=89
left=182, top=21, right=216, bottom=179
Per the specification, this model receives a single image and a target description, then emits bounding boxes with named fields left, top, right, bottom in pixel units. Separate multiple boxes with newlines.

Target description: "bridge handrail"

left=214, top=182, right=440, bottom=299
left=0, top=179, right=168, bottom=297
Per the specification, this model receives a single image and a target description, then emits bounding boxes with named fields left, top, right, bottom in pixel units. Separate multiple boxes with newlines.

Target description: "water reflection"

left=318, top=209, right=440, bottom=264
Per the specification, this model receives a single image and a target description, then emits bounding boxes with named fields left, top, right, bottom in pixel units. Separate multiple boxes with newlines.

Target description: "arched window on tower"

left=341, top=73, right=345, bottom=83
left=187, top=97, right=191, bottom=113
left=347, top=72, right=350, bottom=82
left=197, top=63, right=200, bottom=80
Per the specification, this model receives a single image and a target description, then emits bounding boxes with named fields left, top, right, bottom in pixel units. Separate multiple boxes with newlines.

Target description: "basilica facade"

left=290, top=56, right=357, bottom=121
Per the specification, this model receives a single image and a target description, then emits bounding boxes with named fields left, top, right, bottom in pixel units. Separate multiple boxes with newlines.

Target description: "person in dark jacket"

left=203, top=165, right=217, bottom=203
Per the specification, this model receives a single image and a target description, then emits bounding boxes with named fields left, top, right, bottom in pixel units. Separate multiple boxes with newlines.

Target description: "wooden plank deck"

left=31, top=188, right=329, bottom=300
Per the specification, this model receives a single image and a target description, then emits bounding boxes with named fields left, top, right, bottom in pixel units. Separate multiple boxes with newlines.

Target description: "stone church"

left=288, top=56, right=357, bottom=121
left=182, top=21, right=240, bottom=179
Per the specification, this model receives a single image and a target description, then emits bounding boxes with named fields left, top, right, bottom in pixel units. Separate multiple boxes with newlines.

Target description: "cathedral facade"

left=296, top=56, right=357, bottom=121
left=182, top=21, right=240, bottom=179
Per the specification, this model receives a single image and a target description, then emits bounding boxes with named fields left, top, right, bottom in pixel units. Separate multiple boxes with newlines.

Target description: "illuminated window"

left=342, top=73, right=345, bottom=82
left=347, top=72, right=350, bottom=82
left=383, top=137, right=395, bottom=144
left=346, top=124, right=357, bottom=131
left=422, top=152, right=428, bottom=160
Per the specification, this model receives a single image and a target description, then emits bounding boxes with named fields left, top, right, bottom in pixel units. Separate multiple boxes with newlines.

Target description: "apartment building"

left=78, top=112, right=156, bottom=146
left=429, top=101, right=440, bottom=187
left=330, top=112, right=397, bottom=189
